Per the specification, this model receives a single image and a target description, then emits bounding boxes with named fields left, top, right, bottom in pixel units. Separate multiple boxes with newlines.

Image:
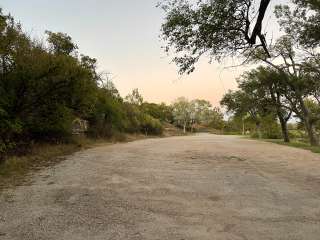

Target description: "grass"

left=0, top=137, right=93, bottom=189
left=0, top=128, right=183, bottom=190
left=263, top=139, right=320, bottom=154
left=0, top=144, right=77, bottom=189
left=0, top=134, right=133, bottom=190
left=230, top=133, right=320, bottom=154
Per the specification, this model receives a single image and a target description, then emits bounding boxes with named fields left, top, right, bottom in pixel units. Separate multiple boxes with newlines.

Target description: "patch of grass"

left=0, top=142, right=81, bottom=189
left=264, top=139, right=320, bottom=154
left=0, top=133, right=164, bottom=191
left=0, top=135, right=122, bottom=190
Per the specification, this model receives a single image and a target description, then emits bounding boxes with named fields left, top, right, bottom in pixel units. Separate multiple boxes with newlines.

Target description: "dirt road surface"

left=1, top=134, right=320, bottom=240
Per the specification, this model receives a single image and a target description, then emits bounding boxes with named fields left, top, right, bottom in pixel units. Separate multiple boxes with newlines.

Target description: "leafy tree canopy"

left=275, top=0, right=320, bottom=48
left=160, top=0, right=272, bottom=74
left=46, top=31, right=78, bottom=55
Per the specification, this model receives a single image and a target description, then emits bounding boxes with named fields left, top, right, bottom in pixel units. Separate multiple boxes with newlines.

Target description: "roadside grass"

left=0, top=134, right=130, bottom=190
left=263, top=139, right=320, bottom=154
left=0, top=137, right=94, bottom=189
left=0, top=127, right=183, bottom=190
left=233, top=133, right=320, bottom=154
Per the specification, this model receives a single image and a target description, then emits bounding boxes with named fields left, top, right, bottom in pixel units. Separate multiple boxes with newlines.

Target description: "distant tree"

left=191, top=99, right=213, bottom=125
left=139, top=114, right=163, bottom=136
left=141, top=102, right=173, bottom=123
left=172, top=97, right=192, bottom=133
left=125, top=88, right=144, bottom=106
left=171, top=97, right=225, bottom=133
left=189, top=99, right=224, bottom=131
left=221, top=90, right=268, bottom=139
left=208, top=108, right=225, bottom=131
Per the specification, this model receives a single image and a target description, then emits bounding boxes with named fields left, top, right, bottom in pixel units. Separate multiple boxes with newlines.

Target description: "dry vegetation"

left=0, top=124, right=184, bottom=190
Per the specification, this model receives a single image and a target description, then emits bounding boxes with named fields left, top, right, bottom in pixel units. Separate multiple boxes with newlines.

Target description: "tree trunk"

left=304, top=118, right=319, bottom=146
left=183, top=123, right=186, bottom=134
left=242, top=118, right=245, bottom=135
left=279, top=117, right=290, bottom=143
left=256, top=122, right=262, bottom=139
left=299, top=98, right=319, bottom=146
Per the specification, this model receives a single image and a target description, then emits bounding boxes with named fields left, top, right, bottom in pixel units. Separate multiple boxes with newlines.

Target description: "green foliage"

left=160, top=0, right=320, bottom=146
left=171, top=97, right=224, bottom=132
left=275, top=1, right=320, bottom=48
left=160, top=0, right=272, bottom=73
left=171, top=97, right=192, bottom=132
left=139, top=114, right=163, bottom=135
left=220, top=89, right=266, bottom=123
left=266, top=139, right=320, bottom=155
left=252, top=114, right=282, bottom=139
left=46, top=31, right=78, bottom=55
left=208, top=109, right=225, bottom=130
left=87, top=87, right=126, bottom=138
left=125, top=88, right=144, bottom=106
left=141, top=102, right=174, bottom=123
left=0, top=10, right=168, bottom=157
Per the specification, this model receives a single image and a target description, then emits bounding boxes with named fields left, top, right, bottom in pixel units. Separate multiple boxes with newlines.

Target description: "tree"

left=220, top=89, right=269, bottom=139
left=0, top=7, right=168, bottom=158
left=125, top=88, right=144, bottom=106
left=171, top=97, right=219, bottom=132
left=208, top=108, right=225, bottom=131
left=141, top=102, right=174, bottom=123
left=191, top=99, right=213, bottom=125
left=275, top=1, right=320, bottom=48
left=46, top=31, right=78, bottom=55
left=238, top=67, right=292, bottom=142
left=172, top=97, right=192, bottom=133
left=0, top=9, right=30, bottom=154
left=245, top=35, right=320, bottom=145
left=160, top=0, right=320, bottom=73
left=160, top=0, right=273, bottom=74
left=189, top=99, right=224, bottom=131
left=139, top=114, right=163, bottom=136
left=101, top=78, right=121, bottom=99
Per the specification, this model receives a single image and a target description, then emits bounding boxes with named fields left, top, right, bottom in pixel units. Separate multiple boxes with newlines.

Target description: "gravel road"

left=1, top=134, right=320, bottom=240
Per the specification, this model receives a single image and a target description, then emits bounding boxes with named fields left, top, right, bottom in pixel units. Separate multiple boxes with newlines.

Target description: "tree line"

left=0, top=9, right=170, bottom=158
left=171, top=97, right=224, bottom=133
left=161, top=0, right=320, bottom=146
left=0, top=8, right=226, bottom=159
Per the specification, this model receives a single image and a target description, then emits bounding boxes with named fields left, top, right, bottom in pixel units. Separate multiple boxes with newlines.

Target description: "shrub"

left=140, top=114, right=163, bottom=135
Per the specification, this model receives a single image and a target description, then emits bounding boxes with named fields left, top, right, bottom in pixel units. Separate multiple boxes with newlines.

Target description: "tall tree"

left=238, top=67, right=292, bottom=142
left=246, top=35, right=320, bottom=145
left=172, top=97, right=192, bottom=133
left=221, top=89, right=268, bottom=139
left=160, top=0, right=272, bottom=74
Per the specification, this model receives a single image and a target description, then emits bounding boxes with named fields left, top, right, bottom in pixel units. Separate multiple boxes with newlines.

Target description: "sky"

left=0, top=0, right=283, bottom=106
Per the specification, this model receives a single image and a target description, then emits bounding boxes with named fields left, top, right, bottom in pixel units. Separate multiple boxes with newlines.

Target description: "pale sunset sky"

left=1, top=0, right=284, bottom=106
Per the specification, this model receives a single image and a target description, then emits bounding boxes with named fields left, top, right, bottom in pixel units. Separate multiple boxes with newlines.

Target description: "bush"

left=140, top=114, right=163, bottom=135
left=0, top=9, right=168, bottom=157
